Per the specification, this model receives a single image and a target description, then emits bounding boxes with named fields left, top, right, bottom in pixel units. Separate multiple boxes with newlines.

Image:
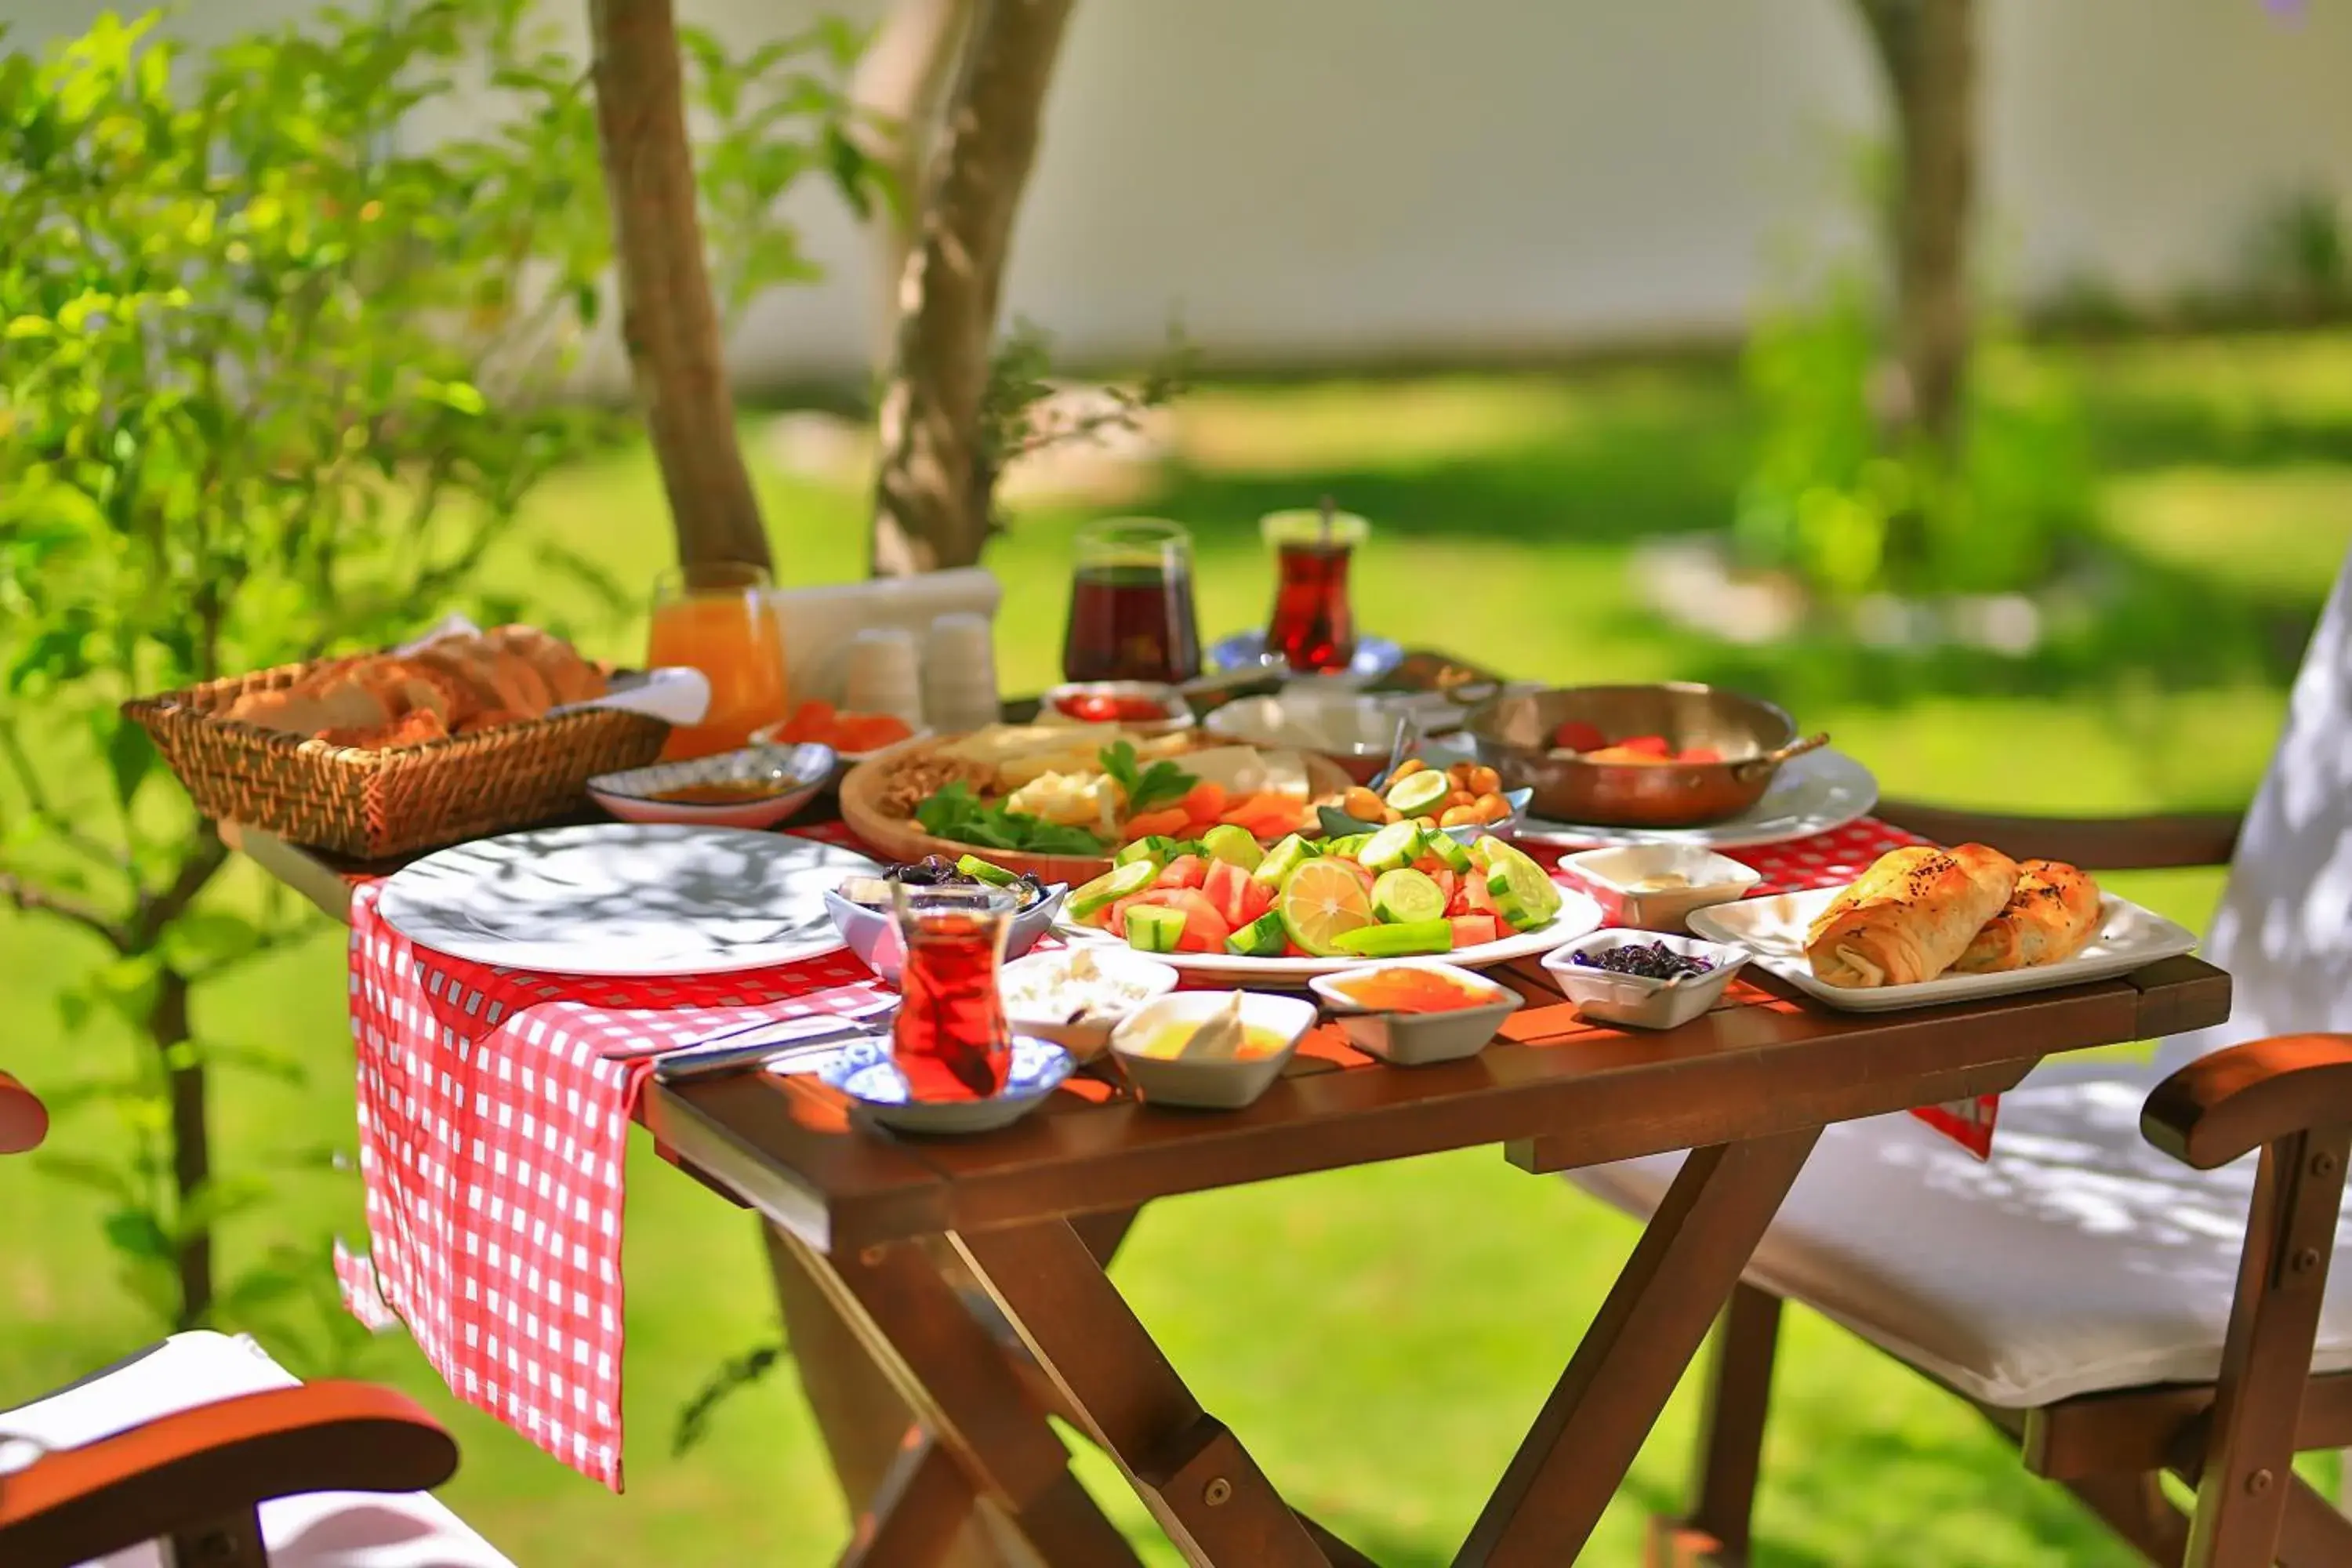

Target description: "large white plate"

left=1055, top=891, right=1603, bottom=986
left=1688, top=885, right=2201, bottom=1013
left=1511, top=746, right=1880, bottom=851
left=378, top=823, right=879, bottom=976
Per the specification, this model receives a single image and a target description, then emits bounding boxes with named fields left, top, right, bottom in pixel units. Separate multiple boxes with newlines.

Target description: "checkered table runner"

left=338, top=813, right=1982, bottom=1489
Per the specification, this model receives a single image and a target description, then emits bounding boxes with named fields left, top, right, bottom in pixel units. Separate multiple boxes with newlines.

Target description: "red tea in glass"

left=1061, top=518, right=1203, bottom=684
left=891, top=887, right=1015, bottom=1102
left=1261, top=507, right=1367, bottom=674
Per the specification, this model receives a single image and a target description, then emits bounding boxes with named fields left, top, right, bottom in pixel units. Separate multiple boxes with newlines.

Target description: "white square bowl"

left=1540, top=929, right=1751, bottom=1031
left=998, top=946, right=1181, bottom=1058
left=1556, top=844, right=1762, bottom=931
left=1108, top=991, right=1317, bottom=1110
left=1307, top=960, right=1523, bottom=1065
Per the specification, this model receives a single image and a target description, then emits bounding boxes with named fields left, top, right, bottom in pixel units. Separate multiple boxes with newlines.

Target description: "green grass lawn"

left=6, top=332, right=2351, bottom=1563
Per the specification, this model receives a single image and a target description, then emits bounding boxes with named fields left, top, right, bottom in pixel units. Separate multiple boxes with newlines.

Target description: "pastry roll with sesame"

left=1805, top=844, right=2020, bottom=988
left=1951, top=858, right=2102, bottom=973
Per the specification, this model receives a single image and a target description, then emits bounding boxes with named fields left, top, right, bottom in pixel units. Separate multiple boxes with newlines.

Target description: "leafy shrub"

left=0, top=2, right=876, bottom=1350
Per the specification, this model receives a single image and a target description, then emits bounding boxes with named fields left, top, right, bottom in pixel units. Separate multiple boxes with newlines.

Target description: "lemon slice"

left=1277, top=858, right=1377, bottom=957
left=1383, top=770, right=1450, bottom=818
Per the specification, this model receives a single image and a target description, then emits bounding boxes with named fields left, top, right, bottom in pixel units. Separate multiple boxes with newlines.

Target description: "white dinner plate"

left=377, top=823, right=879, bottom=975
left=1688, top=885, right=2201, bottom=1013
left=1055, top=890, right=1603, bottom=986
left=1510, top=746, right=1880, bottom=851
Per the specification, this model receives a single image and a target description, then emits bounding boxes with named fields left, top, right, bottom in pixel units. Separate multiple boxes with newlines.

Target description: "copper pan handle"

left=1733, top=731, right=1828, bottom=782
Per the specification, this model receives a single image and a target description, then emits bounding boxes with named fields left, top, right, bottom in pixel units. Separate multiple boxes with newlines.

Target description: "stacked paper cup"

left=841, top=628, right=925, bottom=730
left=921, top=613, right=1001, bottom=734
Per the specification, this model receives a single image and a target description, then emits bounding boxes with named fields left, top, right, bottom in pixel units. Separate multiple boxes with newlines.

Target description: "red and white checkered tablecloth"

left=339, top=839, right=890, bottom=1490
left=337, top=813, right=1981, bottom=1490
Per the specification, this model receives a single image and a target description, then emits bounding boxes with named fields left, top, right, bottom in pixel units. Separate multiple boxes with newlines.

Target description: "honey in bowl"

left=1126, top=1019, right=1289, bottom=1062
left=651, top=778, right=789, bottom=806
left=1327, top=967, right=1497, bottom=1014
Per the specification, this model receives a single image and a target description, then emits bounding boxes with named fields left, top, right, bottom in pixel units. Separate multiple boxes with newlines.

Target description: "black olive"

left=1569, top=941, right=1715, bottom=981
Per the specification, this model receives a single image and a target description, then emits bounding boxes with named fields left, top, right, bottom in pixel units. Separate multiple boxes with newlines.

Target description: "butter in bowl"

left=1108, top=990, right=1316, bottom=1109
left=1556, top=844, right=1761, bottom=931
left=1308, top=960, right=1523, bottom=1065
left=998, top=946, right=1180, bottom=1058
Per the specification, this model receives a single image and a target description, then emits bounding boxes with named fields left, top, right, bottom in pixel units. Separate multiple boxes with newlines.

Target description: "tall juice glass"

left=1261, top=506, right=1367, bottom=673
left=1060, top=518, right=1202, bottom=684
left=646, top=562, right=789, bottom=760
left=890, top=885, right=1016, bottom=1102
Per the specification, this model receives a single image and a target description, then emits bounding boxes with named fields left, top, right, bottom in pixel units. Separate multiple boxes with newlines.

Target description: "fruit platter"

left=1056, top=819, right=1602, bottom=983
left=837, top=720, right=1358, bottom=884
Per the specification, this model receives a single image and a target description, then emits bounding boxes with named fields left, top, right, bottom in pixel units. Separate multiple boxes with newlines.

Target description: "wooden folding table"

left=641, top=946, right=2230, bottom=1566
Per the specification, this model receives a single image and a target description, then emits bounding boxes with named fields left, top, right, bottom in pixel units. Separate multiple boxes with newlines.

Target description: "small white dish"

left=824, top=882, right=1068, bottom=985
left=1036, top=681, right=1194, bottom=736
left=1558, top=844, right=1762, bottom=931
left=1204, top=693, right=1404, bottom=784
left=1541, top=930, right=1751, bottom=1031
left=588, top=743, right=833, bottom=829
left=1108, top=990, right=1316, bottom=1109
left=1308, top=960, right=1522, bottom=1065
left=820, top=1035, right=1073, bottom=1135
left=999, top=946, right=1181, bottom=1058
left=1688, top=886, right=2201, bottom=1013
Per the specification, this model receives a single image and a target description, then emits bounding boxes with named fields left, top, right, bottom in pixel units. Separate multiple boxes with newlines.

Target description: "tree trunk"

left=869, top=0, right=1075, bottom=577
left=1855, top=0, right=1975, bottom=453
left=854, top=0, right=979, bottom=368
left=153, top=967, right=210, bottom=1327
left=589, top=0, right=772, bottom=572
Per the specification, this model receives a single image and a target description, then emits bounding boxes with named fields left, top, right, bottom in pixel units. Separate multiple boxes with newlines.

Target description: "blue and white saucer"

left=819, top=1035, right=1074, bottom=1135
left=1207, top=631, right=1404, bottom=682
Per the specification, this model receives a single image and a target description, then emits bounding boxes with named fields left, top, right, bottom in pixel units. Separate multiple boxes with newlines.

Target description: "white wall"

left=10, top=0, right=2351, bottom=383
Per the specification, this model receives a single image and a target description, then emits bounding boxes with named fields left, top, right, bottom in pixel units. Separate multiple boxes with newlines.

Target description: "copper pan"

left=1457, top=683, right=1828, bottom=828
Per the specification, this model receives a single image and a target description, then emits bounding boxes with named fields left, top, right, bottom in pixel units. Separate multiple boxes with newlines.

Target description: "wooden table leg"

left=1457, top=1127, right=1821, bottom=1567
left=955, top=1219, right=1332, bottom=1567
left=773, top=1224, right=1144, bottom=1568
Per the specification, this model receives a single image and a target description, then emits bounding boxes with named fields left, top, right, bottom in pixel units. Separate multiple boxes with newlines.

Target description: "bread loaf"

left=222, top=628, right=604, bottom=750
left=1805, top=844, right=2020, bottom=989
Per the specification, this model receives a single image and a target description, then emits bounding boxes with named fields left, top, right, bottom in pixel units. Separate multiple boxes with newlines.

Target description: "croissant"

left=1806, top=844, right=2020, bottom=989
left=1951, top=859, right=2102, bottom=973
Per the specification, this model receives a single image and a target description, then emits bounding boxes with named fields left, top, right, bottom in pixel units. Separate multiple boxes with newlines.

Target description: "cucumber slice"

left=1475, top=837, right=1563, bottom=924
left=1114, top=835, right=1179, bottom=869
left=1251, top=833, right=1317, bottom=887
left=1383, top=770, right=1450, bottom=818
left=1425, top=833, right=1474, bottom=874
left=1125, top=905, right=1186, bottom=953
left=1321, top=832, right=1373, bottom=861
left=954, top=854, right=1019, bottom=887
left=1358, top=820, right=1425, bottom=873
left=1225, top=911, right=1287, bottom=956
left=1069, top=858, right=1158, bottom=920
left=1200, top=823, right=1265, bottom=871
left=1331, top=918, right=1455, bottom=957
left=1370, top=867, right=1446, bottom=924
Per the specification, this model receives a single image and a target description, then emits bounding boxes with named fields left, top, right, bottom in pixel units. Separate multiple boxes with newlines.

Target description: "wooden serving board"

left=837, top=742, right=1352, bottom=885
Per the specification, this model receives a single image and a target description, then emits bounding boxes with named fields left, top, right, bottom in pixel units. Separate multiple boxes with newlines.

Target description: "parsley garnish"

left=1098, top=740, right=1196, bottom=815
left=914, top=782, right=1107, bottom=855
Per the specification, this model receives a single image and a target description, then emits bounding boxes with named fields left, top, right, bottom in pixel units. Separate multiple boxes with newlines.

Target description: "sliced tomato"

left=1449, top=915, right=1500, bottom=949
left=1679, top=746, right=1723, bottom=764
left=1550, top=719, right=1606, bottom=752
left=1203, top=859, right=1253, bottom=927
left=1133, top=887, right=1229, bottom=952
left=1153, top=854, right=1208, bottom=891
left=1462, top=873, right=1499, bottom=916
left=1617, top=733, right=1671, bottom=758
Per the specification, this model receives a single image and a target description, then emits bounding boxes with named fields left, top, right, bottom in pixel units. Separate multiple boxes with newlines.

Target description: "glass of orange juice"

left=647, top=562, right=789, bottom=760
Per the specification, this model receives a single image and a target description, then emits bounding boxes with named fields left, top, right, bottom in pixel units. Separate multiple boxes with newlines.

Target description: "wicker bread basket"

left=123, top=652, right=669, bottom=859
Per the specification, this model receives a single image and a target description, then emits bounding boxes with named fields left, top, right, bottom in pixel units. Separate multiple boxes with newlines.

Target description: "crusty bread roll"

left=220, top=628, right=599, bottom=750
left=1952, top=858, right=2102, bottom=973
left=1806, top=844, right=2020, bottom=988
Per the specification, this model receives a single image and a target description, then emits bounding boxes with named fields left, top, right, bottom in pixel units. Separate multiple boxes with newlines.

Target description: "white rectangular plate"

left=1687, top=885, right=2201, bottom=1013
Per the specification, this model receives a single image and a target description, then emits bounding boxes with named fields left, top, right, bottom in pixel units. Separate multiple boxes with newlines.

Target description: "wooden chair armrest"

left=0, top=1381, right=458, bottom=1566
left=2142, top=1034, right=2352, bottom=1170
left=1871, top=800, right=2244, bottom=871
left=0, top=1071, right=45, bottom=1155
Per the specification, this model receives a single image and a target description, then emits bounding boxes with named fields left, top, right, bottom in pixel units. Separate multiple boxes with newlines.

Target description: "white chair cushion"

left=0, top=1331, right=512, bottom=1568
left=1570, top=1062, right=2352, bottom=1410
